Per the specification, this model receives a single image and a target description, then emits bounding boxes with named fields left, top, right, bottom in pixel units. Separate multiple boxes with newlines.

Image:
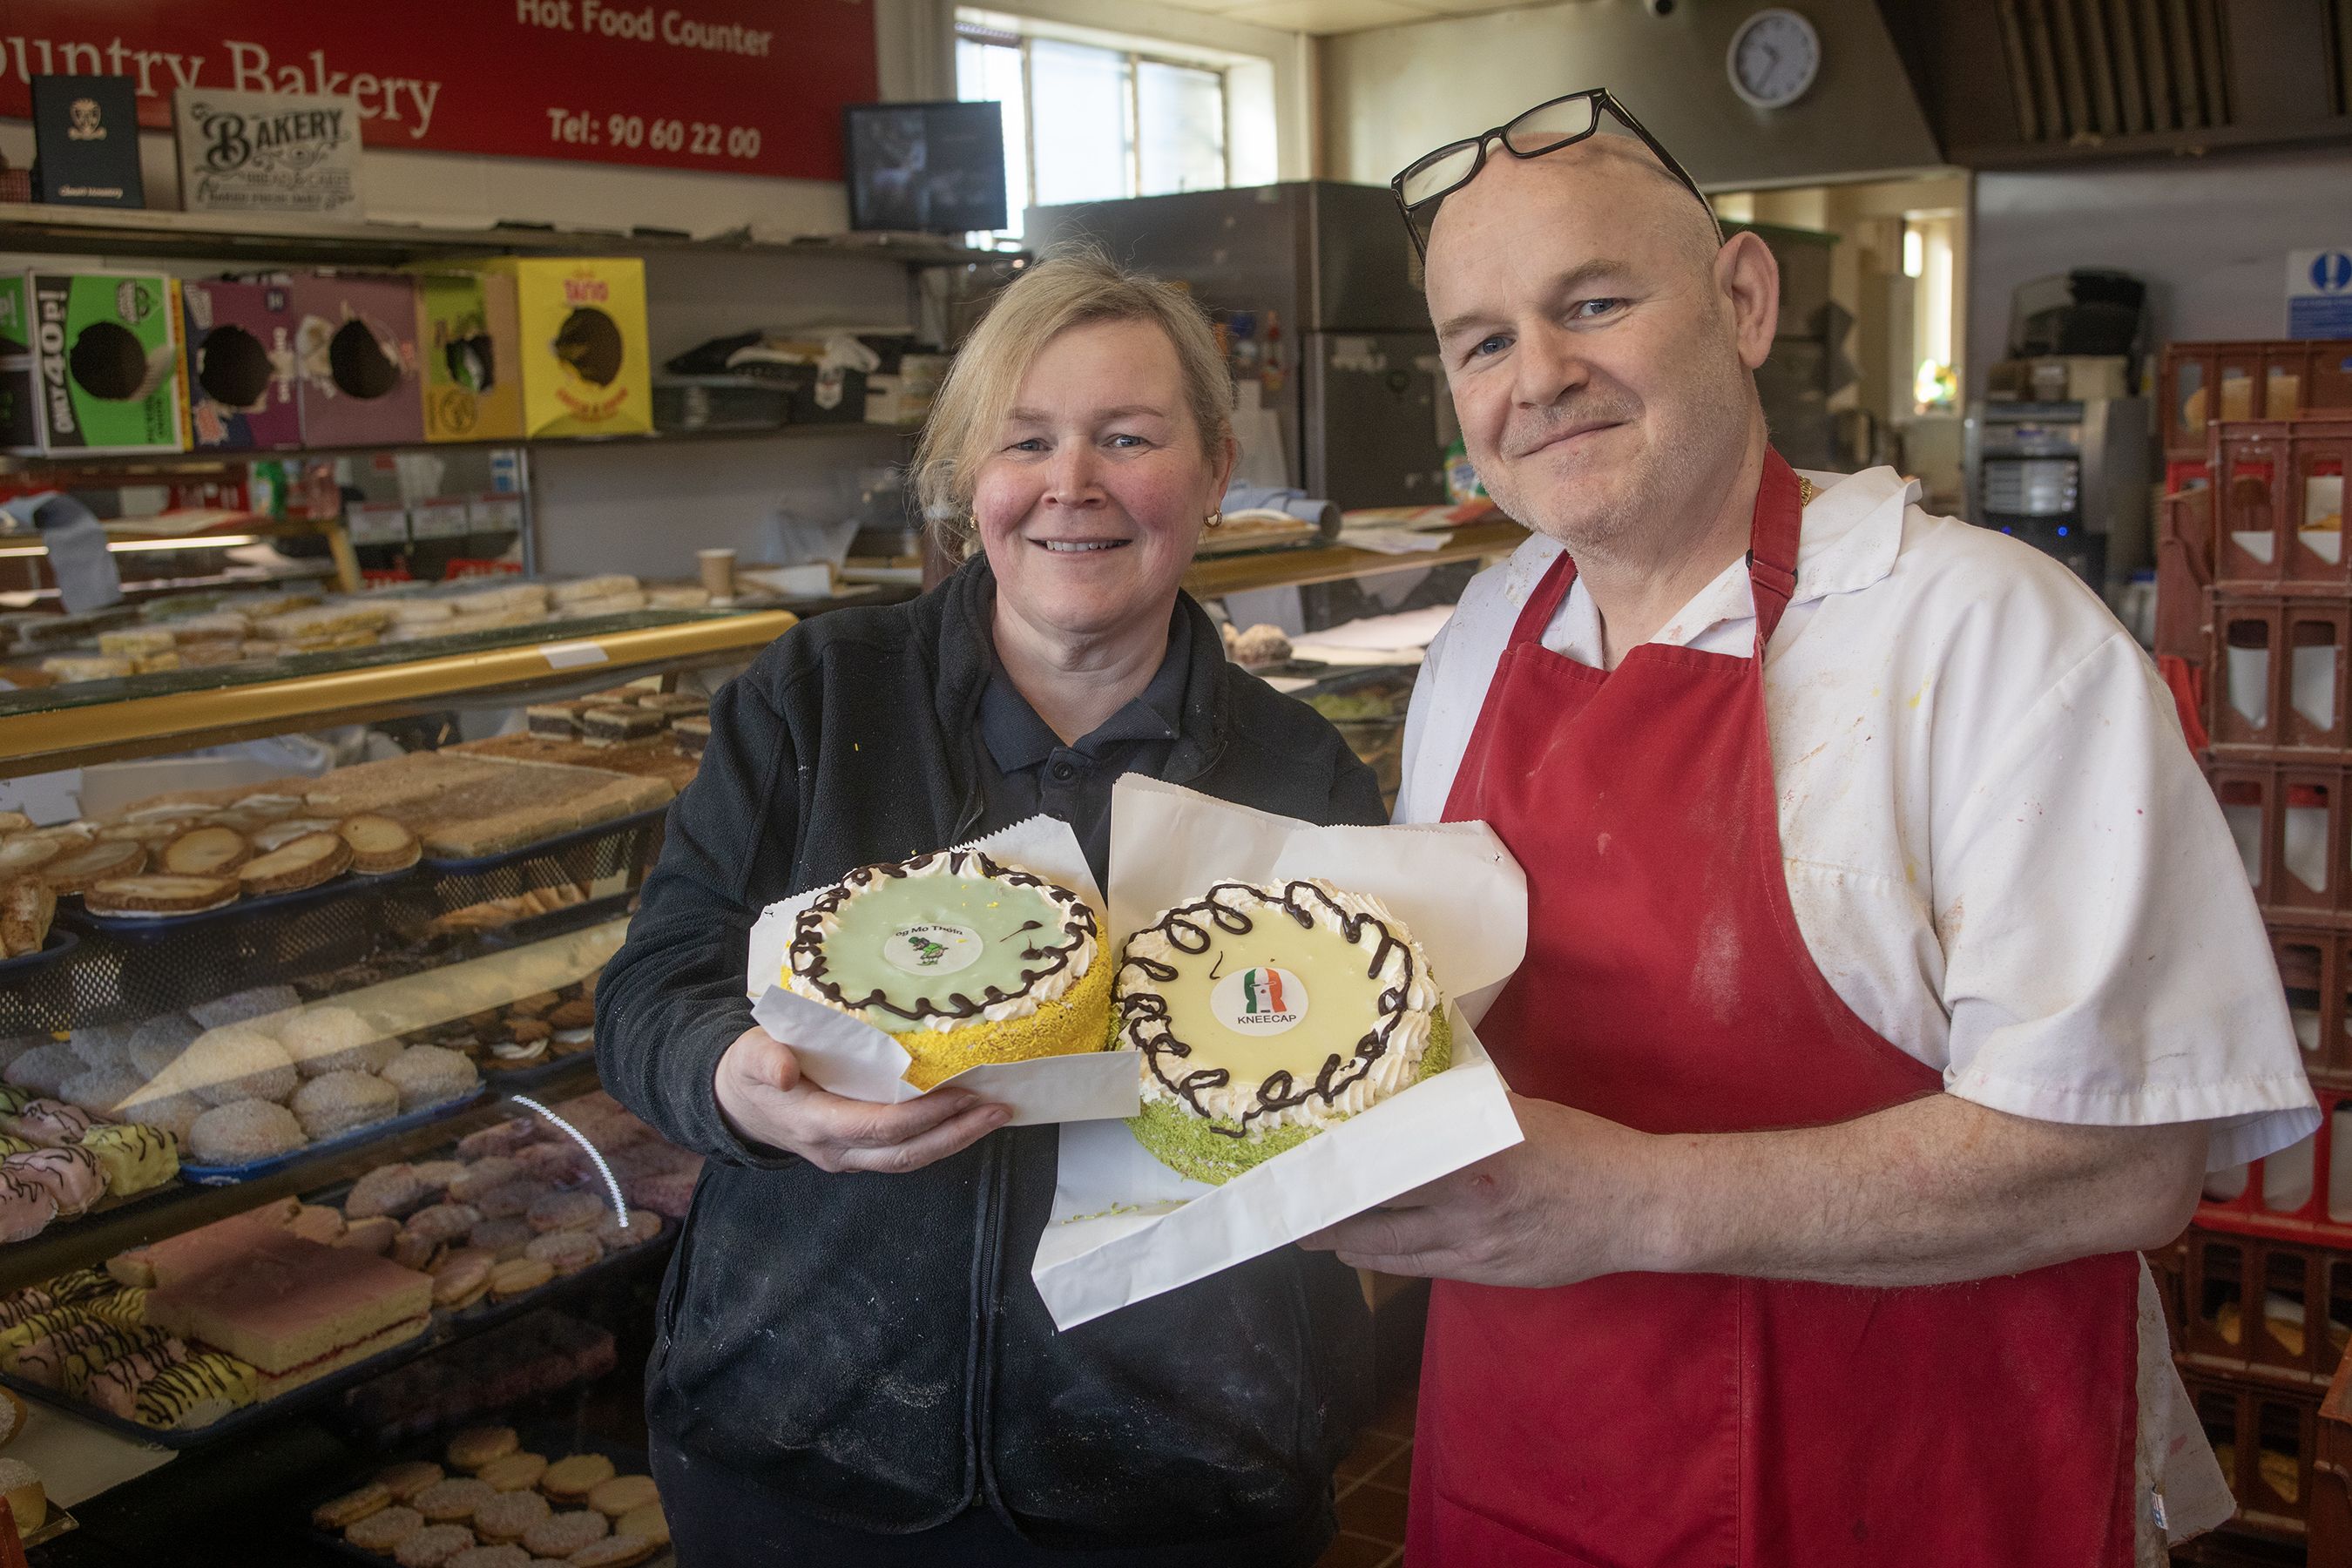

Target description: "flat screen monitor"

left=843, top=101, right=1008, bottom=234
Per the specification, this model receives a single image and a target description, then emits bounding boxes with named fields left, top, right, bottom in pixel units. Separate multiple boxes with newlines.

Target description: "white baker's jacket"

left=1394, top=465, right=2319, bottom=1556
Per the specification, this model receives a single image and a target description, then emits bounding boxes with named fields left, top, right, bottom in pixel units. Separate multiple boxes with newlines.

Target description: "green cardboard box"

left=0, top=276, right=35, bottom=451
left=414, top=269, right=524, bottom=442
left=16, top=270, right=186, bottom=454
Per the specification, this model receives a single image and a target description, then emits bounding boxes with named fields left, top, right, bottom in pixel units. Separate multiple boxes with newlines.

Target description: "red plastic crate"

left=2164, top=339, right=2352, bottom=461
left=2268, top=928, right=2352, bottom=1090
left=2157, top=487, right=2214, bottom=666
left=2212, top=419, right=2352, bottom=590
left=2200, top=1085, right=2352, bottom=1243
left=2201, top=760, right=2348, bottom=916
left=2183, top=1368, right=2325, bottom=1540
left=2207, top=594, right=2352, bottom=752
left=2180, top=1229, right=2352, bottom=1386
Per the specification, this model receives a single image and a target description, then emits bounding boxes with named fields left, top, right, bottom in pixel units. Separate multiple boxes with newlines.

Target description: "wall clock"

left=1727, top=9, right=1821, bottom=111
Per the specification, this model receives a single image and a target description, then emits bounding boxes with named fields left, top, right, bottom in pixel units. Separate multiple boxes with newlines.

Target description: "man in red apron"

left=1304, top=91, right=2315, bottom=1565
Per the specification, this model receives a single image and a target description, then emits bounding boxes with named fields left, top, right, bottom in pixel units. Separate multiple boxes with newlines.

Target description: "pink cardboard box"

left=287, top=271, right=423, bottom=447
left=181, top=278, right=301, bottom=451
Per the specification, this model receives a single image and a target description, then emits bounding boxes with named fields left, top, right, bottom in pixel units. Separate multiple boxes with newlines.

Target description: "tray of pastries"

left=0, top=1091, right=691, bottom=1448
left=307, top=1423, right=672, bottom=1568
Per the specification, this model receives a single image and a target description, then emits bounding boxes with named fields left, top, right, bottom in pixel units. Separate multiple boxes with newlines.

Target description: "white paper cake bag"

left=1031, top=775, right=1529, bottom=1329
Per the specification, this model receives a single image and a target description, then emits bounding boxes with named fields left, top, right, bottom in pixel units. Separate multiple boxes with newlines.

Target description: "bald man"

left=1303, top=103, right=2313, bottom=1566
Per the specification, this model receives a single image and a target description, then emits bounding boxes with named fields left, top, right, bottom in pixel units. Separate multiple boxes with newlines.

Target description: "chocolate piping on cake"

left=787, top=849, right=1095, bottom=1026
left=1116, top=880, right=1421, bottom=1138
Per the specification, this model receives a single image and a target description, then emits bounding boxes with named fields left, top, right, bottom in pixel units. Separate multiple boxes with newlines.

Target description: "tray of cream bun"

left=747, top=781, right=1528, bottom=1328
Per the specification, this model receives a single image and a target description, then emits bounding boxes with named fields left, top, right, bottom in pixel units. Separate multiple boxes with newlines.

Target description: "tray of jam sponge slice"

left=304, top=1425, right=674, bottom=1568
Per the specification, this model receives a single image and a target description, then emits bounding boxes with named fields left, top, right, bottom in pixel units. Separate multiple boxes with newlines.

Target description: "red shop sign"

left=0, top=1, right=876, bottom=181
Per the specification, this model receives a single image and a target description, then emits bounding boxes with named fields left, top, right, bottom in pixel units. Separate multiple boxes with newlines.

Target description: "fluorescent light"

left=0, top=534, right=262, bottom=559
left=109, top=534, right=262, bottom=553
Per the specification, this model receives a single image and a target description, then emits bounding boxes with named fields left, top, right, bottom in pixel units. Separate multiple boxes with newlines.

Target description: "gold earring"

left=1205, top=510, right=1223, bottom=529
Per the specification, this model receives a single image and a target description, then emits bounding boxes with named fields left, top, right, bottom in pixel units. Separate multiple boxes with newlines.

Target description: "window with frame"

left=955, top=17, right=1234, bottom=239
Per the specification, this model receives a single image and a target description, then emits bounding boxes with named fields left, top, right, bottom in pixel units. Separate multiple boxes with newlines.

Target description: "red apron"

left=1414, top=452, right=2140, bottom=1567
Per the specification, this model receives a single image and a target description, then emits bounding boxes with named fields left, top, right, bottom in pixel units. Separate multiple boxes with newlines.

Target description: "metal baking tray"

left=66, top=867, right=420, bottom=936
left=418, top=806, right=667, bottom=875
left=0, top=928, right=77, bottom=976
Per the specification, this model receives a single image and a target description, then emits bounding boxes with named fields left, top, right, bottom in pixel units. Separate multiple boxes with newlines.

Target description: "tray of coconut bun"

left=0, top=1090, right=690, bottom=1448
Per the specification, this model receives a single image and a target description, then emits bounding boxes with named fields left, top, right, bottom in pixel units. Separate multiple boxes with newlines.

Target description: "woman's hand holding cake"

left=712, top=1028, right=1008, bottom=1174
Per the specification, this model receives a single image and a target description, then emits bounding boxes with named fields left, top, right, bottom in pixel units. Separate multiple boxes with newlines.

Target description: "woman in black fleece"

left=596, top=253, right=1386, bottom=1566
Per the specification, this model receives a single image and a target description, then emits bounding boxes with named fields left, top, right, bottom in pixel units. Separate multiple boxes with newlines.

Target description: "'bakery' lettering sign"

left=0, top=0, right=874, bottom=182
left=176, top=89, right=363, bottom=218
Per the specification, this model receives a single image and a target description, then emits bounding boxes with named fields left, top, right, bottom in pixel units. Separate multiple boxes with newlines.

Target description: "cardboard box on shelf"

left=414, top=269, right=524, bottom=443
left=180, top=278, right=301, bottom=452
left=475, top=257, right=651, bottom=437
left=1, top=270, right=184, bottom=455
left=287, top=271, right=425, bottom=447
left=0, top=276, right=33, bottom=451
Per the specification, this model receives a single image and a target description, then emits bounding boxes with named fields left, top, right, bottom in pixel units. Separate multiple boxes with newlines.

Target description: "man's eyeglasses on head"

left=1389, top=89, right=1715, bottom=259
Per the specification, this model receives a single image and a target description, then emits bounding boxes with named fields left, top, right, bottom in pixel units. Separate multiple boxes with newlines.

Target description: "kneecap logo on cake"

left=884, top=923, right=983, bottom=976
left=1213, top=966, right=1309, bottom=1035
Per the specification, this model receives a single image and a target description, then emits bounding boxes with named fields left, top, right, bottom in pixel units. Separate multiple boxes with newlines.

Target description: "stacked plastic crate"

left=2154, top=339, right=2352, bottom=1553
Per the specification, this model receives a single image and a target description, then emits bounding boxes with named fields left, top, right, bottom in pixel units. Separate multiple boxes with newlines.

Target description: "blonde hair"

left=912, top=247, right=1234, bottom=553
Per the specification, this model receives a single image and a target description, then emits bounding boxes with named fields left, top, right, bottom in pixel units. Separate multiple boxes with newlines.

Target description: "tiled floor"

left=1316, top=1382, right=1417, bottom=1568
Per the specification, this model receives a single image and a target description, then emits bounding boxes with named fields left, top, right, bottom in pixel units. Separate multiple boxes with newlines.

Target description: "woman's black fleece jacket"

left=594, top=556, right=1387, bottom=1551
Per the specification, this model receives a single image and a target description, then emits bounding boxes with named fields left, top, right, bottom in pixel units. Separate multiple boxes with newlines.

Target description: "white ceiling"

left=1144, top=0, right=1551, bottom=35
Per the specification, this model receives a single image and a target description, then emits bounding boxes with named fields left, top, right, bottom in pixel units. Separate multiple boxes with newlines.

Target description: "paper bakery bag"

left=745, top=814, right=1141, bottom=1127
left=1031, top=775, right=1528, bottom=1330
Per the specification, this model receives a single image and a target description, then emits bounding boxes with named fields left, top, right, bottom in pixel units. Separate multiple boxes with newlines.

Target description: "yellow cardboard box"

left=413, top=269, right=524, bottom=443
left=474, top=257, right=651, bottom=437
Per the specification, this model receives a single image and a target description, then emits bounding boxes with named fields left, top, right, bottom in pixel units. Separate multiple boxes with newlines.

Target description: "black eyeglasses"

left=1389, top=89, right=1714, bottom=258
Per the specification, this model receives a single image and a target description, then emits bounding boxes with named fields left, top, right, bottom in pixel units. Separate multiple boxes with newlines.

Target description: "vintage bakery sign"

left=174, top=88, right=362, bottom=218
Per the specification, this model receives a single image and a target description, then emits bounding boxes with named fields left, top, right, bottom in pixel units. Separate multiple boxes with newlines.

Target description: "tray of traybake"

left=0, top=1305, right=452, bottom=1450
left=301, top=1426, right=673, bottom=1567
left=0, top=1094, right=685, bottom=1449
left=0, top=1215, right=672, bottom=1450
left=416, top=808, right=669, bottom=925
left=419, top=807, right=669, bottom=875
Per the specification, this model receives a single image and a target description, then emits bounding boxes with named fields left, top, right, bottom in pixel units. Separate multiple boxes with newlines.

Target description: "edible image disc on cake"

left=787, top=850, right=1113, bottom=1090
left=1209, top=966, right=1308, bottom=1035
left=1115, top=879, right=1447, bottom=1186
left=882, top=922, right=984, bottom=977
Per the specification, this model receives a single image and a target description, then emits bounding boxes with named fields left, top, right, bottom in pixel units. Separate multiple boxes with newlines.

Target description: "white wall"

left=1319, top=0, right=1940, bottom=193
left=1969, top=144, right=2352, bottom=399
